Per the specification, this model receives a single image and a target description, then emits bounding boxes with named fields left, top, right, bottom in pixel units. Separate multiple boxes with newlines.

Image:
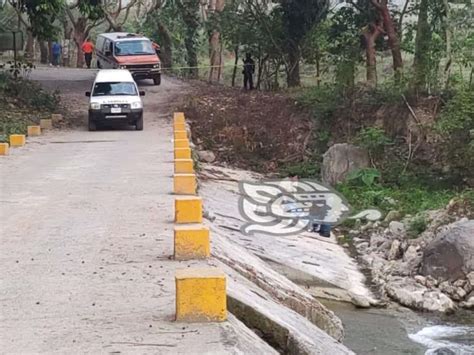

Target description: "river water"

left=320, top=299, right=474, bottom=355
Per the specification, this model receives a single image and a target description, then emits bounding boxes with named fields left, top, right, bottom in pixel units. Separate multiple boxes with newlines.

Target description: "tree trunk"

left=72, top=17, right=87, bottom=68
left=363, top=22, right=383, bottom=87
left=157, top=20, right=173, bottom=68
left=335, top=60, right=355, bottom=89
left=25, top=30, right=34, bottom=61
left=397, top=0, right=410, bottom=43
left=231, top=46, right=239, bottom=87
left=378, top=3, right=403, bottom=79
left=208, top=30, right=223, bottom=82
left=208, top=0, right=225, bottom=82
left=286, top=44, right=300, bottom=87
left=412, top=0, right=430, bottom=92
left=48, top=40, right=53, bottom=65
left=39, top=41, right=48, bottom=64
left=184, top=31, right=198, bottom=78
left=180, top=0, right=200, bottom=78
left=442, top=0, right=452, bottom=89
left=316, top=55, right=321, bottom=88
left=62, top=18, right=73, bottom=67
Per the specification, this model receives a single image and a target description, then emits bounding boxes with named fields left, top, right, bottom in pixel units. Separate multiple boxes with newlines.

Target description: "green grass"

left=336, top=183, right=464, bottom=216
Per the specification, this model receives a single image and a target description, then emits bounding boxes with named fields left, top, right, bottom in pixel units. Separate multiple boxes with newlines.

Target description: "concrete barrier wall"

left=172, top=112, right=227, bottom=323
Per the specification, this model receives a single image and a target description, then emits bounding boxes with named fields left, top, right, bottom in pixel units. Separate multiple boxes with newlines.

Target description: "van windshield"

left=92, top=82, right=137, bottom=96
left=114, top=40, right=155, bottom=56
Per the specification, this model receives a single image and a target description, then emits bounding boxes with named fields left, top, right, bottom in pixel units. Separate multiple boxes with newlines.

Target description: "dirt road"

left=0, top=69, right=274, bottom=354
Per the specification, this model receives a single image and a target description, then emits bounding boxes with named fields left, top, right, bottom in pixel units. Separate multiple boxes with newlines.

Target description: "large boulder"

left=385, top=277, right=455, bottom=313
left=197, top=150, right=216, bottom=163
left=321, top=143, right=370, bottom=186
left=420, top=220, right=474, bottom=282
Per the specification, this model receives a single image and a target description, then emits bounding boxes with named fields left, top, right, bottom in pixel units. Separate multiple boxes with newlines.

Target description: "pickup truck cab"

left=86, top=69, right=145, bottom=131
left=95, top=32, right=161, bottom=85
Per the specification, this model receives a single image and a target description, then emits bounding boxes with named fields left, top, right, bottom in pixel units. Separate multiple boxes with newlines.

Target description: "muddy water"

left=319, top=299, right=474, bottom=355
left=320, top=299, right=425, bottom=354
left=267, top=258, right=473, bottom=354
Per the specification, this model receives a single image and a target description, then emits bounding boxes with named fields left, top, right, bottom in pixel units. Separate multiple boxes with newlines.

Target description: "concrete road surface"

left=0, top=69, right=275, bottom=354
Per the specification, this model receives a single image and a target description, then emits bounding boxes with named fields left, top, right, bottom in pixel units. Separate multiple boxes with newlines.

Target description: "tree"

left=66, top=0, right=141, bottom=68
left=103, top=0, right=139, bottom=31
left=413, top=0, right=430, bottom=91
left=362, top=20, right=383, bottom=85
left=9, top=0, right=63, bottom=38
left=207, top=0, right=225, bottom=82
left=66, top=1, right=104, bottom=68
left=334, top=2, right=380, bottom=86
left=280, top=0, right=329, bottom=87
left=369, top=0, right=403, bottom=79
left=177, top=0, right=200, bottom=78
left=8, top=0, right=64, bottom=60
left=142, top=0, right=174, bottom=68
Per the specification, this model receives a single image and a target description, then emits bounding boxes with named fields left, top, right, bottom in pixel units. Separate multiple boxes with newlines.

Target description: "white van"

left=85, top=69, right=145, bottom=131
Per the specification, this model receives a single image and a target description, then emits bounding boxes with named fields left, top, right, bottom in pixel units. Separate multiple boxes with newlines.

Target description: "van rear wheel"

left=153, top=75, right=161, bottom=86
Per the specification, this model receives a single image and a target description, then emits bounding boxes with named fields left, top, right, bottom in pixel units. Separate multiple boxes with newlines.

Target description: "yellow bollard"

left=174, top=147, right=192, bottom=160
left=0, top=142, right=9, bottom=155
left=174, top=139, right=190, bottom=149
left=9, top=134, right=26, bottom=147
left=174, top=225, right=210, bottom=260
left=39, top=119, right=53, bottom=129
left=174, top=112, right=185, bottom=124
left=27, top=125, right=41, bottom=136
left=174, top=159, right=194, bottom=174
left=174, top=173, right=196, bottom=195
left=51, top=113, right=63, bottom=125
left=174, top=130, right=188, bottom=140
left=175, top=196, right=202, bottom=223
left=174, top=122, right=186, bottom=131
left=175, top=268, right=227, bottom=322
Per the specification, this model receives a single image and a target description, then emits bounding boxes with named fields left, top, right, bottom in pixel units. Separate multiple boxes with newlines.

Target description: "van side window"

left=104, top=39, right=112, bottom=54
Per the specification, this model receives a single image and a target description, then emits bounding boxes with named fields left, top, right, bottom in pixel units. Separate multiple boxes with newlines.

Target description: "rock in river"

left=385, top=277, right=455, bottom=313
left=420, top=220, right=474, bottom=282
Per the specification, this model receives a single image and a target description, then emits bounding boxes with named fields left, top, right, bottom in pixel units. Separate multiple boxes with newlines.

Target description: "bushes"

left=296, top=85, right=341, bottom=123
left=0, top=73, right=60, bottom=111
left=337, top=181, right=457, bottom=216
left=279, top=161, right=319, bottom=178
left=407, top=215, right=428, bottom=238
left=0, top=70, right=60, bottom=141
left=437, top=86, right=474, bottom=134
left=436, top=86, right=474, bottom=182
left=354, top=127, right=391, bottom=156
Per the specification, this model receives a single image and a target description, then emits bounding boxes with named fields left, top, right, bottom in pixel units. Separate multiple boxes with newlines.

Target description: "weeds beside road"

left=180, top=82, right=473, bottom=221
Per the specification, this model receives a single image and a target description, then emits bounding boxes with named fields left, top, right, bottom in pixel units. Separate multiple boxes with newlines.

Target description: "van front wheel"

left=153, top=75, right=161, bottom=86
left=88, top=119, right=97, bottom=131
left=135, top=115, right=144, bottom=131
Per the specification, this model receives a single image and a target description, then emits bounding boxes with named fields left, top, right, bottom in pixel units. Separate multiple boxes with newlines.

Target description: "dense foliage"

left=1, top=0, right=473, bottom=217
left=0, top=69, right=59, bottom=142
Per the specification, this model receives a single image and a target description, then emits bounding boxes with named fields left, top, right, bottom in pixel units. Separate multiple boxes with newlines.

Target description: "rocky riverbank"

left=347, top=200, right=474, bottom=313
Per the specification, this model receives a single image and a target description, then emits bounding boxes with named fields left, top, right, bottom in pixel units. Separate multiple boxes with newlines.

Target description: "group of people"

left=48, top=38, right=95, bottom=69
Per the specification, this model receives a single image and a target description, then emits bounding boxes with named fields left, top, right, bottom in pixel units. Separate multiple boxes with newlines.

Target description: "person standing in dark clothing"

left=311, top=223, right=332, bottom=238
left=243, top=53, right=255, bottom=90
